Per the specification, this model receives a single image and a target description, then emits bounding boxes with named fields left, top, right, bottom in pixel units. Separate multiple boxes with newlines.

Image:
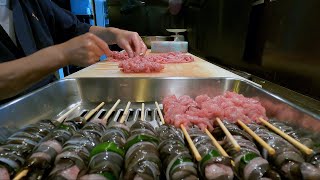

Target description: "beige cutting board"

left=66, top=53, right=248, bottom=81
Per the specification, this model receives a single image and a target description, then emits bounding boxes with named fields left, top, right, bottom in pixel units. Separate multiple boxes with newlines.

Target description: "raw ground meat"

left=110, top=51, right=194, bottom=73
left=118, top=58, right=164, bottom=73
left=162, top=92, right=268, bottom=131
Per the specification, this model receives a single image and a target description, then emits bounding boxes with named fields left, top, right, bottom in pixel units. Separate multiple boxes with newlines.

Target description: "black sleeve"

left=39, top=0, right=91, bottom=43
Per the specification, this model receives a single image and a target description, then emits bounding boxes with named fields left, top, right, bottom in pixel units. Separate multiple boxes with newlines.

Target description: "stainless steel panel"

left=0, top=78, right=319, bottom=141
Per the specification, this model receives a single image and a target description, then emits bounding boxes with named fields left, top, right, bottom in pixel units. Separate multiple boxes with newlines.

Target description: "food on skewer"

left=0, top=120, right=56, bottom=179
left=48, top=121, right=105, bottom=179
left=14, top=117, right=85, bottom=179
left=188, top=126, right=234, bottom=180
left=247, top=123, right=320, bottom=180
left=123, top=121, right=161, bottom=180
left=157, top=125, right=199, bottom=180
left=162, top=92, right=267, bottom=131
left=79, top=122, right=130, bottom=180
left=213, top=121, right=279, bottom=180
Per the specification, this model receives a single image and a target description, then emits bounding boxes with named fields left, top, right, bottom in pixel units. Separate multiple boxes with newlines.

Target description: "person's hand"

left=113, top=29, right=147, bottom=58
left=57, top=33, right=111, bottom=67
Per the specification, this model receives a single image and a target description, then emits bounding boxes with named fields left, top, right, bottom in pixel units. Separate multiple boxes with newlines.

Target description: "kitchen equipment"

left=166, top=28, right=187, bottom=41
left=141, top=36, right=174, bottom=48
left=0, top=78, right=319, bottom=140
left=151, top=41, right=188, bottom=53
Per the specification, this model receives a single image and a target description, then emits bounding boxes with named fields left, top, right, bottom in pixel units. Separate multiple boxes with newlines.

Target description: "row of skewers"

left=0, top=100, right=318, bottom=180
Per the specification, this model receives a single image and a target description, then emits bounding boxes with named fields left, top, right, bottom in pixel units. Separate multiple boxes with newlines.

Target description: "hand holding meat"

left=113, top=29, right=147, bottom=58
left=57, top=33, right=112, bottom=67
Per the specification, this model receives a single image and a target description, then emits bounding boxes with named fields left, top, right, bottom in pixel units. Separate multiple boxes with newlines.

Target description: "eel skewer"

left=259, top=118, right=313, bottom=155
left=237, top=120, right=276, bottom=155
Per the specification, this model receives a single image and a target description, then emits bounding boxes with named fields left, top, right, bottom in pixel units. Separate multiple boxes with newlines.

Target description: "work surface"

left=66, top=52, right=251, bottom=83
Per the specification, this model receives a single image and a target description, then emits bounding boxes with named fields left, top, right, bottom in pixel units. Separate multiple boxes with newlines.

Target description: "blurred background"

left=54, top=0, right=320, bottom=101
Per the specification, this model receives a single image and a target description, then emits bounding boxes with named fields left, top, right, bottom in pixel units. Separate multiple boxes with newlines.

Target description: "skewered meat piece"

left=269, top=119, right=320, bottom=168
left=157, top=125, right=199, bottom=180
left=79, top=122, right=130, bottom=180
left=247, top=123, right=320, bottom=180
left=123, top=121, right=161, bottom=180
left=0, top=120, right=56, bottom=179
left=188, top=127, right=234, bottom=180
left=213, top=122, right=278, bottom=180
left=14, top=118, right=84, bottom=179
left=48, top=122, right=104, bottom=179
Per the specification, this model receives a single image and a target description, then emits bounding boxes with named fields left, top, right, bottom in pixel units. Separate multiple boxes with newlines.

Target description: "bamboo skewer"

left=13, top=102, right=104, bottom=180
left=205, top=129, right=235, bottom=166
left=259, top=118, right=313, bottom=155
left=181, top=124, right=202, bottom=162
left=84, top=102, right=105, bottom=121
left=102, top=99, right=121, bottom=124
left=237, top=120, right=276, bottom=155
left=119, top=101, right=131, bottom=124
left=141, top=103, right=145, bottom=121
left=13, top=169, right=28, bottom=180
left=155, top=101, right=165, bottom=124
left=216, top=118, right=241, bottom=152
left=56, top=104, right=80, bottom=123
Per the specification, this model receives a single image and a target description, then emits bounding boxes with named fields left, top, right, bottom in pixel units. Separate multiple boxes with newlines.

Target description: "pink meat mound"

left=118, top=57, right=164, bottom=73
left=162, top=91, right=268, bottom=131
left=109, top=51, right=194, bottom=64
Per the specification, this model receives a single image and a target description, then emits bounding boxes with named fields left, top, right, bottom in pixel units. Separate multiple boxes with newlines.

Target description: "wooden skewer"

left=13, top=169, right=28, bottom=180
left=102, top=99, right=121, bottom=124
left=84, top=102, right=105, bottom=121
left=155, top=101, right=165, bottom=125
left=97, top=63, right=118, bottom=66
left=259, top=118, right=313, bottom=155
left=237, top=120, right=276, bottom=155
left=205, top=128, right=229, bottom=157
left=205, top=128, right=235, bottom=166
left=119, top=101, right=131, bottom=124
left=141, top=103, right=145, bottom=121
left=181, top=124, right=202, bottom=161
left=216, top=118, right=241, bottom=152
left=56, top=104, right=80, bottom=123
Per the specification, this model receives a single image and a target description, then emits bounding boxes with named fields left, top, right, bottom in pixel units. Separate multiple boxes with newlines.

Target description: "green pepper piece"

left=238, top=152, right=259, bottom=176
left=200, top=149, right=221, bottom=169
left=90, top=142, right=125, bottom=157
left=170, top=157, right=193, bottom=173
left=102, top=172, right=117, bottom=180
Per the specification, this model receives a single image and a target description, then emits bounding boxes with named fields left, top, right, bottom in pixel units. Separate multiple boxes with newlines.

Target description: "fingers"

left=140, top=40, right=147, bottom=56
left=88, top=33, right=112, bottom=56
left=131, top=33, right=142, bottom=56
left=121, top=40, right=134, bottom=58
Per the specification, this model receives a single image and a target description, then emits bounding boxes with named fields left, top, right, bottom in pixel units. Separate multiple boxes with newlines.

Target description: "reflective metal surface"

left=0, top=78, right=319, bottom=138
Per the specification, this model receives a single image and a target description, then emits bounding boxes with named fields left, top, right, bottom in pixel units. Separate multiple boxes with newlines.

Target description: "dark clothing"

left=0, top=0, right=91, bottom=104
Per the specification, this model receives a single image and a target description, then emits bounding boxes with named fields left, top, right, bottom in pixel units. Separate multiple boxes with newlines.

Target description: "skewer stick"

left=141, top=103, right=145, bottom=121
left=102, top=99, right=121, bottom=124
left=259, top=118, right=313, bottom=155
left=119, top=101, right=131, bottom=124
left=155, top=101, right=165, bottom=124
left=56, top=104, right=80, bottom=123
left=84, top=102, right=105, bottom=121
left=205, top=128, right=235, bottom=166
left=205, top=129, right=229, bottom=157
left=237, top=120, right=276, bottom=155
left=181, top=124, right=202, bottom=161
left=216, top=118, right=241, bottom=152
left=13, top=169, right=28, bottom=180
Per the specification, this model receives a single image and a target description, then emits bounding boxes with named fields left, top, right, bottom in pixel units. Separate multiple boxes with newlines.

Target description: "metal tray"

left=0, top=77, right=319, bottom=142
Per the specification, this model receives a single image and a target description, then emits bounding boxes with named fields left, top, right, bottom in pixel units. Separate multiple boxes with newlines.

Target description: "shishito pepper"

left=90, top=142, right=125, bottom=158
left=238, top=152, right=259, bottom=177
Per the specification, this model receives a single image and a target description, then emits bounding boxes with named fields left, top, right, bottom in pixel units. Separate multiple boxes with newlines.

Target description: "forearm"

left=0, top=45, right=66, bottom=100
left=89, top=26, right=119, bottom=45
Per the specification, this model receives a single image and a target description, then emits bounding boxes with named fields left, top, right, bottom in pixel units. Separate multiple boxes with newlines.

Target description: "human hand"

left=113, top=29, right=147, bottom=58
left=58, top=33, right=111, bottom=67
